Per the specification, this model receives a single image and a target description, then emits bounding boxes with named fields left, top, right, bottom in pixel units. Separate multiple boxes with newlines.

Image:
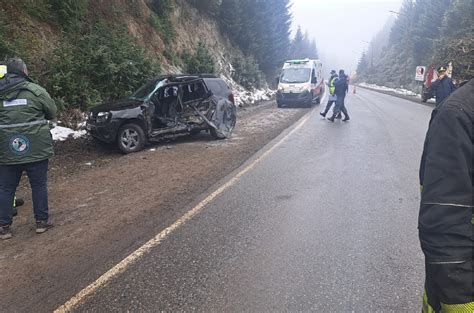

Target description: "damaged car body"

left=86, top=74, right=237, bottom=153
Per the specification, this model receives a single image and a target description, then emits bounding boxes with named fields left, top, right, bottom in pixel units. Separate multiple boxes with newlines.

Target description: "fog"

left=291, top=0, right=403, bottom=77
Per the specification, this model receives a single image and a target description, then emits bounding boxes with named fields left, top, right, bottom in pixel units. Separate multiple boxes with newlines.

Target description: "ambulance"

left=276, top=59, right=324, bottom=108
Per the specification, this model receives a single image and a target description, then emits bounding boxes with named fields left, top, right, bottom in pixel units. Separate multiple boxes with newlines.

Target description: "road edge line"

left=54, top=105, right=314, bottom=313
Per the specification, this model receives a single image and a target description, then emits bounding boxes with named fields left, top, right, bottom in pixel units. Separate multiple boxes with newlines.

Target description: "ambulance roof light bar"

left=286, top=58, right=310, bottom=65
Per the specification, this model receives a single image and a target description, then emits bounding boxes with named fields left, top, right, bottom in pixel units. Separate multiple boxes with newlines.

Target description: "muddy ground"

left=0, top=101, right=310, bottom=312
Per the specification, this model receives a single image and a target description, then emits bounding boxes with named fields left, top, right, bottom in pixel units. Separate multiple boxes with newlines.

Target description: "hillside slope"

left=0, top=0, right=270, bottom=114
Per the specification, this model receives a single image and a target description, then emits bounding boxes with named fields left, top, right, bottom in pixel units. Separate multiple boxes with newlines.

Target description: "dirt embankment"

left=0, top=102, right=310, bottom=312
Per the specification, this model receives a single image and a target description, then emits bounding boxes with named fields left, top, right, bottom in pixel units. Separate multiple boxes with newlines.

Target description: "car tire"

left=315, top=93, right=321, bottom=104
left=306, top=93, right=313, bottom=108
left=210, top=115, right=236, bottom=140
left=117, top=123, right=146, bottom=154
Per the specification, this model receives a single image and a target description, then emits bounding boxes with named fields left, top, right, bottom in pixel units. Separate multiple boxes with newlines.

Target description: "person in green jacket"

left=0, top=58, right=57, bottom=240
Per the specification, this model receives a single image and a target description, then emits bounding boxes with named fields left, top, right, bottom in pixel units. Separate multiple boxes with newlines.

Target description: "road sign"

left=415, top=66, right=426, bottom=81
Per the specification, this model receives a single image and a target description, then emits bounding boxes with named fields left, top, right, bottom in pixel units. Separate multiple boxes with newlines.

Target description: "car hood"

left=92, top=98, right=143, bottom=113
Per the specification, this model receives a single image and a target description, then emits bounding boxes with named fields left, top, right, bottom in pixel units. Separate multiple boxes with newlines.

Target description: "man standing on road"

left=328, top=69, right=349, bottom=122
left=419, top=79, right=473, bottom=312
left=0, top=58, right=57, bottom=240
left=431, top=66, right=456, bottom=105
left=320, top=70, right=338, bottom=118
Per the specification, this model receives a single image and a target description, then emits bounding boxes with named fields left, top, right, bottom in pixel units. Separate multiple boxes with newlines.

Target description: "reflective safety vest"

left=330, top=77, right=337, bottom=95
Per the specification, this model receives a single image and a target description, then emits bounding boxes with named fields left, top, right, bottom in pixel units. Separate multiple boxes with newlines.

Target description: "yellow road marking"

left=55, top=106, right=313, bottom=312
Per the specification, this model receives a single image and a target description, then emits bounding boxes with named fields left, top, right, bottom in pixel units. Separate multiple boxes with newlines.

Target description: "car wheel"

left=306, top=93, right=313, bottom=108
left=117, top=123, right=146, bottom=154
left=315, top=94, right=321, bottom=104
left=210, top=115, right=236, bottom=140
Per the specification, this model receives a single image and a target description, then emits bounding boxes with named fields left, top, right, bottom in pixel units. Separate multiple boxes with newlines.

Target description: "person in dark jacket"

left=431, top=66, right=456, bottom=105
left=0, top=58, right=57, bottom=240
left=328, top=69, right=349, bottom=122
left=419, top=79, right=473, bottom=312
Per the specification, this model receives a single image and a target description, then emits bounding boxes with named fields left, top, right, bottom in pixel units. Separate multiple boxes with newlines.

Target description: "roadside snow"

left=359, top=82, right=436, bottom=104
left=220, top=76, right=275, bottom=108
left=51, top=126, right=86, bottom=141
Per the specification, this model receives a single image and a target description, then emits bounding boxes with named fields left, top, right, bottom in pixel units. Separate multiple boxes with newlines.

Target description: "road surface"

left=62, top=88, right=432, bottom=312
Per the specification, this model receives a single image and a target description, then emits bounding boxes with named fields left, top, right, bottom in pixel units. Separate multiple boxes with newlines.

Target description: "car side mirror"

left=311, top=77, right=317, bottom=84
left=205, top=90, right=213, bottom=98
left=276, top=77, right=280, bottom=84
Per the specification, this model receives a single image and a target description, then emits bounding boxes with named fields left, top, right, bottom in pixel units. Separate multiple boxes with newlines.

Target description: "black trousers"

left=423, top=259, right=473, bottom=312
left=323, top=99, right=336, bottom=115
left=0, top=160, right=49, bottom=225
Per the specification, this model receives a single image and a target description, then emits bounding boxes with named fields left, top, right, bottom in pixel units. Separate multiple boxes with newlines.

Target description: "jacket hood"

left=0, top=74, right=27, bottom=96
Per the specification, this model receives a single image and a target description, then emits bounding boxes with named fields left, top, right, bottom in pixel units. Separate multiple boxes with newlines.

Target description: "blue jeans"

left=333, top=93, right=348, bottom=118
left=0, top=160, right=49, bottom=226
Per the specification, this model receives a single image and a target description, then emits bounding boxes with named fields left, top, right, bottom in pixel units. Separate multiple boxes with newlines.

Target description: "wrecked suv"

left=86, top=75, right=237, bottom=153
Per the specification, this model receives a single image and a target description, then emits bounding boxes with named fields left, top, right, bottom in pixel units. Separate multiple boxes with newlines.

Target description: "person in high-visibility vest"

left=320, top=70, right=338, bottom=118
left=419, top=79, right=473, bottom=312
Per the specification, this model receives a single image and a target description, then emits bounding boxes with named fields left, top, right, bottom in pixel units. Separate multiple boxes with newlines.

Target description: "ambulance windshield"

left=280, top=68, right=311, bottom=84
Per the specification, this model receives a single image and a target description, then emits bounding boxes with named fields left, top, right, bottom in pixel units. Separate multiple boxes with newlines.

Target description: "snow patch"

left=219, top=75, right=275, bottom=108
left=51, top=126, right=86, bottom=141
left=359, top=83, right=436, bottom=103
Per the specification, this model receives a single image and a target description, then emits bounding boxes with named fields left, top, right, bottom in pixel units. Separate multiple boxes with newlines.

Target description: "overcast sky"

left=291, top=0, right=403, bottom=76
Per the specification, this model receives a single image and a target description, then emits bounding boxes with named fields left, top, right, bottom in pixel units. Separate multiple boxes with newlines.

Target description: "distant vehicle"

left=86, top=75, right=237, bottom=154
left=276, top=59, right=324, bottom=108
left=421, top=65, right=437, bottom=102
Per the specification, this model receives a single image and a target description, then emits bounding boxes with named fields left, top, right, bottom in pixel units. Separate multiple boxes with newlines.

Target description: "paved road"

left=71, top=89, right=432, bottom=312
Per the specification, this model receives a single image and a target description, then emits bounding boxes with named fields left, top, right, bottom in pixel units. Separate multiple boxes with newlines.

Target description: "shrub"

left=163, top=50, right=181, bottom=66
left=48, top=0, right=89, bottom=30
left=148, top=13, right=175, bottom=43
left=231, top=56, right=265, bottom=90
left=182, top=42, right=215, bottom=74
left=47, top=23, right=161, bottom=111
left=147, top=0, right=175, bottom=43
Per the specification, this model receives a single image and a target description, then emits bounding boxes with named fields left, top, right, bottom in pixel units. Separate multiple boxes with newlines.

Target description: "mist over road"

left=73, top=89, right=430, bottom=312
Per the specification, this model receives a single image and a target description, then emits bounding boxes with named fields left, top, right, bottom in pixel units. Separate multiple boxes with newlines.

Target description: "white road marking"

left=54, top=106, right=314, bottom=312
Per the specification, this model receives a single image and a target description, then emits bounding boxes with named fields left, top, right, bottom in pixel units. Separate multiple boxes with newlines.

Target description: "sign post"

left=415, top=66, right=426, bottom=82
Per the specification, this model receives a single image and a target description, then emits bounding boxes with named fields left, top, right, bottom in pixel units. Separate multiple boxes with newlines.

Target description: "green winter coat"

left=0, top=74, right=57, bottom=165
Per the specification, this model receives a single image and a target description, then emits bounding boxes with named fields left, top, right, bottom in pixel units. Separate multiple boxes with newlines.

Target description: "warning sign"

left=415, top=66, right=426, bottom=81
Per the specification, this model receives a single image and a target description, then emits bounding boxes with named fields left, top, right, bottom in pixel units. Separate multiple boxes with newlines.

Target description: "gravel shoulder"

left=0, top=101, right=310, bottom=312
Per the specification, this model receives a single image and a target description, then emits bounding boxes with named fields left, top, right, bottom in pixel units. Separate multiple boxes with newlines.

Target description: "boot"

left=327, top=116, right=335, bottom=122
left=343, top=116, right=350, bottom=122
left=320, top=112, right=326, bottom=118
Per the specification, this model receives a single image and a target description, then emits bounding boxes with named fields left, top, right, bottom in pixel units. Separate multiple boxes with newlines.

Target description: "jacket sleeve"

left=39, top=90, right=57, bottom=121
left=449, top=79, right=456, bottom=94
left=418, top=102, right=473, bottom=262
left=431, top=79, right=440, bottom=91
